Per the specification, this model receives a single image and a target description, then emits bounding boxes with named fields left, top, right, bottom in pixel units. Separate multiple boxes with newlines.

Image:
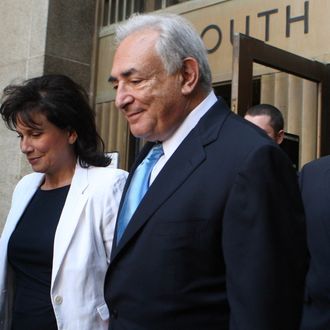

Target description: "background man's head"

left=244, top=104, right=285, bottom=144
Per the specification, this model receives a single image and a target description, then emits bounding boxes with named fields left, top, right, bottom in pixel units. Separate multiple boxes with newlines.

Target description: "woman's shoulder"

left=11, top=172, right=43, bottom=202
left=87, top=166, right=128, bottom=180
left=85, top=167, right=128, bottom=191
left=83, top=167, right=127, bottom=197
left=15, top=172, right=43, bottom=189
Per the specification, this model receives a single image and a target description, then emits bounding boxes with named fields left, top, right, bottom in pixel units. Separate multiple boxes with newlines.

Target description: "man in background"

left=244, top=103, right=285, bottom=144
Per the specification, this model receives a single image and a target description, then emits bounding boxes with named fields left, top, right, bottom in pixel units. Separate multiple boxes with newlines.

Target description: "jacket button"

left=54, top=295, right=63, bottom=305
left=110, top=309, right=118, bottom=319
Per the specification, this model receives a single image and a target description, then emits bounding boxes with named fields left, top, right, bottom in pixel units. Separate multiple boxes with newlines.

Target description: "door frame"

left=231, top=33, right=330, bottom=156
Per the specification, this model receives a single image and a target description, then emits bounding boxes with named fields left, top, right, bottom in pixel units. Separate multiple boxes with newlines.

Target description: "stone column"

left=0, top=0, right=97, bottom=232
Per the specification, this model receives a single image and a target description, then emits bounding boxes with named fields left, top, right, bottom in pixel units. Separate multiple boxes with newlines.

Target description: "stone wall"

left=0, top=0, right=96, bottom=233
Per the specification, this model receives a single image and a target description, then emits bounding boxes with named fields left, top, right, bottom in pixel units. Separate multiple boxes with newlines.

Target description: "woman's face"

left=16, top=112, right=77, bottom=177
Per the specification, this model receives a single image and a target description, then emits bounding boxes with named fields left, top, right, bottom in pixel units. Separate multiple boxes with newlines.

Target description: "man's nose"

left=115, top=83, right=134, bottom=110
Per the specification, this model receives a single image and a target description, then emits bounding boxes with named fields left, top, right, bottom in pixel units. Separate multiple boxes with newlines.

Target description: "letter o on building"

left=201, top=24, right=222, bottom=54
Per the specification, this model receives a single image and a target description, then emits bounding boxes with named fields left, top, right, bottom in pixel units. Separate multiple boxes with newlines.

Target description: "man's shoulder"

left=199, top=98, right=270, bottom=146
left=301, top=155, right=330, bottom=175
left=218, top=109, right=276, bottom=149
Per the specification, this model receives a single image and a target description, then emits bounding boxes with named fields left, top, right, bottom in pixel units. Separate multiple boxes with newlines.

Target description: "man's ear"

left=180, top=57, right=200, bottom=95
left=276, top=129, right=285, bottom=145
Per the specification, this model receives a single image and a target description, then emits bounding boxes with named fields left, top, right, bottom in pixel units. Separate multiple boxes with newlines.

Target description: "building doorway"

left=231, top=33, right=330, bottom=168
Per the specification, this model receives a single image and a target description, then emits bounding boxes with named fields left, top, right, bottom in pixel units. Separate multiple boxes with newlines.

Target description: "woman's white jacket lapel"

left=0, top=162, right=127, bottom=329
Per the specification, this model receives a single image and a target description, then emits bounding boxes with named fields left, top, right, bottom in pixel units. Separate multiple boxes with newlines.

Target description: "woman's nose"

left=20, top=137, right=33, bottom=154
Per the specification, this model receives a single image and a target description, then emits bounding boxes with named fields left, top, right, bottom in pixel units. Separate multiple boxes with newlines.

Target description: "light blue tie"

left=116, top=143, right=164, bottom=244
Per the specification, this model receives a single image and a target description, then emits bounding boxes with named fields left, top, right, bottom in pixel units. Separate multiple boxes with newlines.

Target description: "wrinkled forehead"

left=116, top=28, right=160, bottom=51
left=111, top=37, right=164, bottom=83
left=113, top=30, right=160, bottom=65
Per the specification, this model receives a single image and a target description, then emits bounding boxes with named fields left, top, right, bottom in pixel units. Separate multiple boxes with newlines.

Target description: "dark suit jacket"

left=105, top=98, right=308, bottom=330
left=299, top=156, right=330, bottom=330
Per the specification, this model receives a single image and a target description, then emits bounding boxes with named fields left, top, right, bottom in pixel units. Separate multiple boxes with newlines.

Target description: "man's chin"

left=130, top=128, right=154, bottom=142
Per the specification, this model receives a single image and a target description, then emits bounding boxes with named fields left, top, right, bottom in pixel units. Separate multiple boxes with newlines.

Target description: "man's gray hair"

left=115, top=13, right=212, bottom=93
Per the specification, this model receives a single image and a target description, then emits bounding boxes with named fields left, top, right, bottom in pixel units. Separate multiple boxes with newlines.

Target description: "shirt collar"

left=162, top=90, right=217, bottom=159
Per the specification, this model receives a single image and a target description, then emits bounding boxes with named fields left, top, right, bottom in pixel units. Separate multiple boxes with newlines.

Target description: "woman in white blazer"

left=0, top=75, right=127, bottom=330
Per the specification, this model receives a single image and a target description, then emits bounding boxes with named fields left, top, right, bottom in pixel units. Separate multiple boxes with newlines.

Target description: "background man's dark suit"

left=299, top=155, right=330, bottom=330
left=105, top=98, right=308, bottom=330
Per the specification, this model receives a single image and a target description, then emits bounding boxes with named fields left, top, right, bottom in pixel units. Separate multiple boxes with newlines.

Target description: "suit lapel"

left=120, top=144, right=153, bottom=201
left=112, top=144, right=153, bottom=246
left=51, top=164, right=89, bottom=283
left=111, top=98, right=230, bottom=262
left=0, top=174, right=44, bottom=246
left=13, top=177, right=43, bottom=226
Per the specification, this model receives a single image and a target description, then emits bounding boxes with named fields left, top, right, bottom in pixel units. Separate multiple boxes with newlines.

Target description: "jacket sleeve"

left=223, top=144, right=308, bottom=330
left=99, top=169, right=128, bottom=264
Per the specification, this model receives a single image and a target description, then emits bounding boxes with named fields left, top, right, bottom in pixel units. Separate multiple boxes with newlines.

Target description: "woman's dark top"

left=7, top=185, right=70, bottom=330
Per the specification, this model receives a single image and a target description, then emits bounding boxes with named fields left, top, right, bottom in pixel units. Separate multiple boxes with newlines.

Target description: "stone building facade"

left=0, top=0, right=96, bottom=231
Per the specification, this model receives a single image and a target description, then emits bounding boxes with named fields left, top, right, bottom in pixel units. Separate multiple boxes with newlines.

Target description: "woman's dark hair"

left=0, top=74, right=110, bottom=167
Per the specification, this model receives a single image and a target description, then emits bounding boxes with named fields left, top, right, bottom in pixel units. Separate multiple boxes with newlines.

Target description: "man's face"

left=109, top=30, right=191, bottom=142
left=244, top=114, right=284, bottom=144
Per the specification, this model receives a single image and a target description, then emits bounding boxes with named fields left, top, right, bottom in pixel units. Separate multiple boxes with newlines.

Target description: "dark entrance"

left=231, top=33, right=330, bottom=157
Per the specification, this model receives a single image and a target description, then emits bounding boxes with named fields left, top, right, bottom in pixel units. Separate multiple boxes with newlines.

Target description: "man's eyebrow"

left=108, top=68, right=138, bottom=82
left=108, top=75, right=117, bottom=83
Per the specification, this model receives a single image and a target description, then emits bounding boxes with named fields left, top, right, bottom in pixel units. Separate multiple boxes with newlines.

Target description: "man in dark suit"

left=299, top=156, right=330, bottom=330
left=105, top=13, right=308, bottom=330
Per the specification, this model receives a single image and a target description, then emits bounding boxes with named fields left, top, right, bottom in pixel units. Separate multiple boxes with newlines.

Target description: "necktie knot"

left=147, top=143, right=163, bottom=159
left=116, top=143, right=163, bottom=244
left=141, top=143, right=164, bottom=171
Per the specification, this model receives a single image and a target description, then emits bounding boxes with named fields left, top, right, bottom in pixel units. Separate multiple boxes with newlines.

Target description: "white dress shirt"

left=150, top=91, right=217, bottom=184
